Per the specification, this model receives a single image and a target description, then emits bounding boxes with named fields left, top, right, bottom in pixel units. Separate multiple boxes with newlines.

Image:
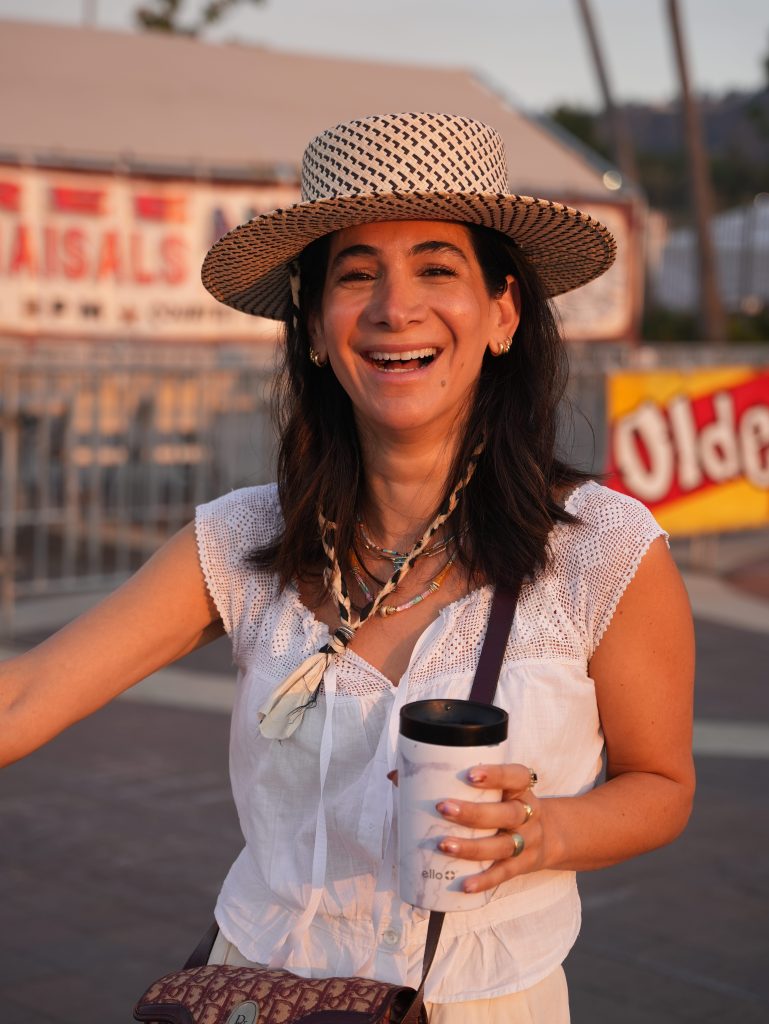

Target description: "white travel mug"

left=397, top=698, right=508, bottom=911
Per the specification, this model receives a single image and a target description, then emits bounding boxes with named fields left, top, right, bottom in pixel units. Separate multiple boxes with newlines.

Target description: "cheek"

left=312, top=314, right=337, bottom=359
left=316, top=303, right=356, bottom=353
left=446, top=293, right=492, bottom=337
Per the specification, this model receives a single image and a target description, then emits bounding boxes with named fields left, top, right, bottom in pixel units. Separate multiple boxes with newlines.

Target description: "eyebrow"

left=330, top=239, right=470, bottom=269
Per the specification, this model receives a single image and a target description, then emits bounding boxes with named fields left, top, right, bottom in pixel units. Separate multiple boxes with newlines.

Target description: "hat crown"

left=300, top=112, right=509, bottom=202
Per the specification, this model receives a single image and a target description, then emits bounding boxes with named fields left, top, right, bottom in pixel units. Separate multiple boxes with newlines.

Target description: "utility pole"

left=575, top=0, right=639, bottom=186
left=666, top=0, right=727, bottom=342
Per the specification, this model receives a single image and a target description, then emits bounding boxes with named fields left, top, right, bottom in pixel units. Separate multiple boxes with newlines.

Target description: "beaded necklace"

left=351, top=543, right=386, bottom=587
left=349, top=549, right=456, bottom=617
left=358, top=520, right=455, bottom=571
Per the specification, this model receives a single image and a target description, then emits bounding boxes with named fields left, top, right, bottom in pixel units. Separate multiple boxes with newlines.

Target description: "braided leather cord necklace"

left=257, top=441, right=484, bottom=739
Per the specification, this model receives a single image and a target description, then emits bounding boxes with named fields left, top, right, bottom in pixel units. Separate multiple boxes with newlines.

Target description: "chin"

left=360, top=404, right=454, bottom=439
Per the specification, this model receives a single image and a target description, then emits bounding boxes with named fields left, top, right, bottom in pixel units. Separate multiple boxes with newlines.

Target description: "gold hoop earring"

left=490, top=337, right=512, bottom=357
left=309, top=346, right=327, bottom=367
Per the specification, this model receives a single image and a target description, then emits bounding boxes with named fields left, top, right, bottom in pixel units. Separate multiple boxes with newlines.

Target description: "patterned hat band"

left=201, top=111, right=617, bottom=321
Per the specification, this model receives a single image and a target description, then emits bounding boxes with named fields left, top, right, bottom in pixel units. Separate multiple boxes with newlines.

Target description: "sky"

left=0, top=0, right=767, bottom=112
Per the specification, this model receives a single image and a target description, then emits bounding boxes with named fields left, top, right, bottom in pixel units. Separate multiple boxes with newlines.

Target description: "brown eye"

left=421, top=264, right=458, bottom=277
left=338, top=269, right=375, bottom=283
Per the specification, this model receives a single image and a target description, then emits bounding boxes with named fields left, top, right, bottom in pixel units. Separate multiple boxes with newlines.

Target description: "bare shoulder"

left=589, top=535, right=695, bottom=784
left=591, top=535, right=692, bottom=666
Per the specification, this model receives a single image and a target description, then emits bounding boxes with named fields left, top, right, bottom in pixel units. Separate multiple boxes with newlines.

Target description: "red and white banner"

left=0, top=166, right=299, bottom=340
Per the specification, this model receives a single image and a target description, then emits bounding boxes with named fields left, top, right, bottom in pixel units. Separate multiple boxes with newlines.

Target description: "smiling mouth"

left=365, top=347, right=438, bottom=372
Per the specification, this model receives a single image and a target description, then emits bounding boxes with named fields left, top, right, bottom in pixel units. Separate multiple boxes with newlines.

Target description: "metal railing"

left=0, top=340, right=274, bottom=631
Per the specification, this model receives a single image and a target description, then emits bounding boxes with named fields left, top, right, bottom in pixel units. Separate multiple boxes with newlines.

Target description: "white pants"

left=208, top=931, right=570, bottom=1023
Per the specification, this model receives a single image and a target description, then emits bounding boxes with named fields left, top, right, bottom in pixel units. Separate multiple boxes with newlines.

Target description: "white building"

left=651, top=197, right=769, bottom=314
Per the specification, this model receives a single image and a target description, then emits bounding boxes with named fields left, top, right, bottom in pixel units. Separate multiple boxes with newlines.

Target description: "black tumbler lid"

left=399, top=699, right=508, bottom=747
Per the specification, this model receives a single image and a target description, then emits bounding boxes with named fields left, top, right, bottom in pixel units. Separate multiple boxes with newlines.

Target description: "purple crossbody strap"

left=469, top=581, right=523, bottom=704
left=403, top=582, right=521, bottom=1023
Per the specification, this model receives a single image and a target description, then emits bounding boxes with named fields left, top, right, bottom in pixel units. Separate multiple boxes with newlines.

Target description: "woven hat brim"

left=201, top=190, right=617, bottom=321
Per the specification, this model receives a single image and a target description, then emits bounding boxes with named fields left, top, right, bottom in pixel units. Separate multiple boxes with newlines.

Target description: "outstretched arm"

left=0, top=522, right=223, bottom=768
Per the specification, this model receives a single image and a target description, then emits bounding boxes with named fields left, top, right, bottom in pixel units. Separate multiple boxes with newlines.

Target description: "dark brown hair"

left=251, top=222, right=587, bottom=590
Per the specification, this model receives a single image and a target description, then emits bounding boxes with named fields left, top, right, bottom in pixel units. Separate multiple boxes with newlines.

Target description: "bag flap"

left=134, top=965, right=419, bottom=1024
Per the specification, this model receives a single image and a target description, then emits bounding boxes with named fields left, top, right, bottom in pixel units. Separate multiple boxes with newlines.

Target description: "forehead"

left=326, top=219, right=476, bottom=257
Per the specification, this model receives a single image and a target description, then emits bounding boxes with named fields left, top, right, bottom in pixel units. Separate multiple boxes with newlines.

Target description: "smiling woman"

left=257, top=208, right=581, bottom=614
left=0, top=113, right=695, bottom=1024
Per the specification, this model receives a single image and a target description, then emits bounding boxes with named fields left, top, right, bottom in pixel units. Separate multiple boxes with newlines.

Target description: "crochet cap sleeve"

left=195, top=484, right=282, bottom=644
left=561, top=482, right=669, bottom=659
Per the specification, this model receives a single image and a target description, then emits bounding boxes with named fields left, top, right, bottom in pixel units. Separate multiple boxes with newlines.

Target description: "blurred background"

left=0, top=3, right=767, bottom=1023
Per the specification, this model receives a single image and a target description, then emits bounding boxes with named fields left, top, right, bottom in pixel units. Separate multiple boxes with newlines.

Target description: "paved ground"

left=1, top=549, right=768, bottom=1023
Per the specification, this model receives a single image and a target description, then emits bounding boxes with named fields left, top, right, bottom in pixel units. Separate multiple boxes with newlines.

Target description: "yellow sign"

left=606, top=367, right=769, bottom=534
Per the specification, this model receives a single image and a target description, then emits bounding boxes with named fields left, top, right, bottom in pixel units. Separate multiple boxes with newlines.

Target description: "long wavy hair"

left=251, top=222, right=587, bottom=592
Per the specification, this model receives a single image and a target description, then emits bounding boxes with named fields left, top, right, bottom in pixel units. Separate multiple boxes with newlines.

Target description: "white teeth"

left=367, top=348, right=437, bottom=361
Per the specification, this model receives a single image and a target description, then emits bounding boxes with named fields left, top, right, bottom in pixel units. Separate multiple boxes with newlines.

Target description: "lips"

left=364, top=347, right=438, bottom=372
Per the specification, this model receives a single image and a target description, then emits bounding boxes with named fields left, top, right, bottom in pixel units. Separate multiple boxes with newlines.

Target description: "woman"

left=0, top=113, right=694, bottom=1022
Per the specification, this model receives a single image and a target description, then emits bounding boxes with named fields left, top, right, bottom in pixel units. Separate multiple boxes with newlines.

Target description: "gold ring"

left=509, top=832, right=525, bottom=858
left=520, top=800, right=534, bottom=824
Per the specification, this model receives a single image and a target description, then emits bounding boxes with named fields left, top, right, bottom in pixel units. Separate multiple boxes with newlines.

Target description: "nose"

left=364, top=269, right=425, bottom=332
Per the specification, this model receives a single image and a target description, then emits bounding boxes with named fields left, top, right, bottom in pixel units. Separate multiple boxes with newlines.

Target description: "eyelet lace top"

left=195, top=481, right=666, bottom=1001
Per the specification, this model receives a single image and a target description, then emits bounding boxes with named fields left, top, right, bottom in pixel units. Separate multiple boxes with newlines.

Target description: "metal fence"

left=2, top=338, right=768, bottom=633
left=0, top=340, right=274, bottom=630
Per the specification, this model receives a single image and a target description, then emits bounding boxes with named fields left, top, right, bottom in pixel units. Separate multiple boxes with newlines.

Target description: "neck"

left=356, top=425, right=458, bottom=550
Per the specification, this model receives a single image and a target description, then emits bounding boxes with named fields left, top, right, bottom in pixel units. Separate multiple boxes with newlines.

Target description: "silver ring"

left=520, top=800, right=534, bottom=824
left=509, top=832, right=525, bottom=858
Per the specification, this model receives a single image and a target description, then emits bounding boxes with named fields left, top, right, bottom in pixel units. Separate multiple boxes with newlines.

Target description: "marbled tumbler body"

left=397, top=700, right=508, bottom=912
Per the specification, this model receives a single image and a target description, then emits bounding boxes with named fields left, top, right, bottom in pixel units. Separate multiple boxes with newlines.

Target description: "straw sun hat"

left=201, top=111, right=617, bottom=322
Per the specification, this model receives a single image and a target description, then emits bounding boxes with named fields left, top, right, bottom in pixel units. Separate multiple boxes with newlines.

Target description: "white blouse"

left=195, top=481, right=665, bottom=1003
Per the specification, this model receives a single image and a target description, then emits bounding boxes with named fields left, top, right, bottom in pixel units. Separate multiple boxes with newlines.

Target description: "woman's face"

left=309, top=220, right=519, bottom=443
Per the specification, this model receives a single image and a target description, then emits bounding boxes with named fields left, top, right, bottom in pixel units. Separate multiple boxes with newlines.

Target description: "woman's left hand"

left=436, top=762, right=546, bottom=893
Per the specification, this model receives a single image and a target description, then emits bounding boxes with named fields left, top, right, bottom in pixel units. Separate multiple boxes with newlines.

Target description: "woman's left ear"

left=489, top=275, right=521, bottom=355
left=500, top=275, right=521, bottom=336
